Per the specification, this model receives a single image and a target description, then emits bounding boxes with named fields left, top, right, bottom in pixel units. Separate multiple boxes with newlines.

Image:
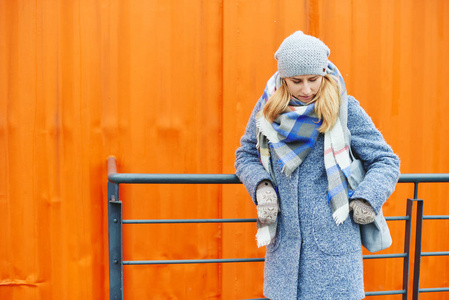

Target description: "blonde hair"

left=262, top=74, right=341, bottom=133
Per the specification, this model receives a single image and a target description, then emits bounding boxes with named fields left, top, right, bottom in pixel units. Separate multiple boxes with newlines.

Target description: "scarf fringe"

left=256, top=227, right=272, bottom=247
left=332, top=205, right=350, bottom=225
left=256, top=223, right=277, bottom=248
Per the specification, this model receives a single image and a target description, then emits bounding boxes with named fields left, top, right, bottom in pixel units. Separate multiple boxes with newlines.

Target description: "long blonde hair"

left=262, top=74, right=341, bottom=133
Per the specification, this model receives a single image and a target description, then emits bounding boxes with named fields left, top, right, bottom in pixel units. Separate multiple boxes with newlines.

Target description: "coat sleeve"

left=235, top=98, right=273, bottom=205
left=347, top=96, right=401, bottom=213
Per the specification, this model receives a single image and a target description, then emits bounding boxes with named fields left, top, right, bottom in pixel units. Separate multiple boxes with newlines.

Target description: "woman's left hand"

left=350, top=199, right=376, bottom=224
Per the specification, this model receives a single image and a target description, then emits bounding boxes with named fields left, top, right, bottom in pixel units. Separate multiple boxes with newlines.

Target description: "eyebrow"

left=291, top=76, right=318, bottom=81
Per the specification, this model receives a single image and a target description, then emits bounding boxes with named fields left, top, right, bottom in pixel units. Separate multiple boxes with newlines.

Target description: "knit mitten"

left=350, top=199, right=376, bottom=225
left=256, top=180, right=279, bottom=225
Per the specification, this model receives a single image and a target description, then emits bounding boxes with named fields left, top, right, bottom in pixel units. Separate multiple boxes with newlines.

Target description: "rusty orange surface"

left=1, top=0, right=448, bottom=299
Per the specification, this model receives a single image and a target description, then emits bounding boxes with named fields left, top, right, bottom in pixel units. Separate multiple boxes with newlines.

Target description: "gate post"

left=108, top=181, right=123, bottom=300
left=412, top=199, right=424, bottom=300
left=402, top=198, right=414, bottom=300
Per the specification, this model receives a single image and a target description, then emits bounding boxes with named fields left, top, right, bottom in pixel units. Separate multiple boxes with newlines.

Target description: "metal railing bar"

left=420, top=251, right=449, bottom=256
left=413, top=182, right=419, bottom=199
left=123, top=253, right=408, bottom=265
left=108, top=173, right=241, bottom=184
left=365, top=290, right=406, bottom=295
left=123, top=217, right=409, bottom=224
left=108, top=173, right=449, bottom=184
left=123, top=217, right=408, bottom=224
left=419, top=287, right=449, bottom=293
left=107, top=181, right=123, bottom=300
left=412, top=199, right=424, bottom=299
left=107, top=156, right=449, bottom=185
left=423, top=215, right=449, bottom=220
left=398, top=173, right=449, bottom=183
left=108, top=156, right=118, bottom=176
left=241, top=289, right=409, bottom=299
left=386, top=216, right=409, bottom=221
left=123, top=258, right=265, bottom=265
left=123, top=218, right=258, bottom=224
left=402, top=198, right=414, bottom=299
left=120, top=216, right=408, bottom=225
left=363, top=253, right=407, bottom=259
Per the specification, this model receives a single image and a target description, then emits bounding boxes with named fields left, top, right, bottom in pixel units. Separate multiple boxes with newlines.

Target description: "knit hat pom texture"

left=275, top=31, right=330, bottom=78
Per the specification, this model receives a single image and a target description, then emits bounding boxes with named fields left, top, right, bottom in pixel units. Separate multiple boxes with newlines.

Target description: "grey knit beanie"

left=275, top=31, right=330, bottom=78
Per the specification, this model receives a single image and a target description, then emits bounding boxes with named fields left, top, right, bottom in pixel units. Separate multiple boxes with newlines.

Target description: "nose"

left=302, top=82, right=312, bottom=95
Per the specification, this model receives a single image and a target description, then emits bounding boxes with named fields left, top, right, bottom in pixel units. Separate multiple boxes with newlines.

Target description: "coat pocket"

left=312, top=214, right=361, bottom=256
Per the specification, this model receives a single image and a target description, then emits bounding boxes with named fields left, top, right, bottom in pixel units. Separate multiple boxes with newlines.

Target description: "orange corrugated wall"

left=1, top=0, right=448, bottom=299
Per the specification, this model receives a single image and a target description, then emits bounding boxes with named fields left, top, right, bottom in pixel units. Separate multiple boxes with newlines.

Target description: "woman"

left=235, top=31, right=400, bottom=299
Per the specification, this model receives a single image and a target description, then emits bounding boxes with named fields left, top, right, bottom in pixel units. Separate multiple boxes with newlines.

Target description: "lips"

left=298, top=95, right=313, bottom=101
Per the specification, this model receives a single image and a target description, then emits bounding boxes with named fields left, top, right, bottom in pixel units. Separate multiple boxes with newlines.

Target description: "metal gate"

left=107, top=156, right=449, bottom=299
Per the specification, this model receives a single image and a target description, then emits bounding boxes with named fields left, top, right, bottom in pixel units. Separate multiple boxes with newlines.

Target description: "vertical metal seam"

left=218, top=0, right=225, bottom=297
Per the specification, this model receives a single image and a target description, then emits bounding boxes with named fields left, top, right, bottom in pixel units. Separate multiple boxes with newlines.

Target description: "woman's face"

left=284, top=75, right=323, bottom=103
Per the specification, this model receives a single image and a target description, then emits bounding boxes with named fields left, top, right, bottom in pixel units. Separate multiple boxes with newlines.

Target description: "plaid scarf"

left=255, top=62, right=353, bottom=246
left=256, top=101, right=322, bottom=177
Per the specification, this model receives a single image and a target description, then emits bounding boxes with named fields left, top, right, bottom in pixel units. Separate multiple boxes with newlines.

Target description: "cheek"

left=312, top=80, right=323, bottom=91
left=287, top=83, right=301, bottom=95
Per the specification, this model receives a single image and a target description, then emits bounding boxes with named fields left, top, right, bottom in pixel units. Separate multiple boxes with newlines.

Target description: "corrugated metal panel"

left=0, top=0, right=448, bottom=299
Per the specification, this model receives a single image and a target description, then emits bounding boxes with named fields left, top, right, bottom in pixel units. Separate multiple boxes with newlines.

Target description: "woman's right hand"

left=256, top=180, right=279, bottom=224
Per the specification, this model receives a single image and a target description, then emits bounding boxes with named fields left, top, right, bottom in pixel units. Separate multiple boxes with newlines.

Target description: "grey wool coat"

left=235, top=96, right=400, bottom=300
